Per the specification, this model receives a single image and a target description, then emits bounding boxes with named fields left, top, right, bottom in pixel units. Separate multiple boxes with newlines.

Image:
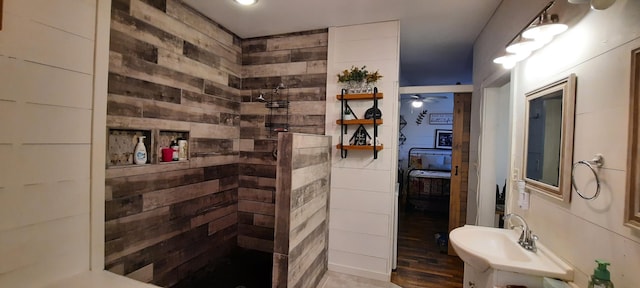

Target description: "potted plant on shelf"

left=337, top=66, right=383, bottom=94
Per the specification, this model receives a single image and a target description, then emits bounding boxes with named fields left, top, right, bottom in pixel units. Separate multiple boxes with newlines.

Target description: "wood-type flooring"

left=391, top=206, right=464, bottom=288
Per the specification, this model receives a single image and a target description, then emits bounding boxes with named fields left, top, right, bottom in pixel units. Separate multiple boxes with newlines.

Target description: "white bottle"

left=178, top=139, right=188, bottom=161
left=134, top=136, right=147, bottom=165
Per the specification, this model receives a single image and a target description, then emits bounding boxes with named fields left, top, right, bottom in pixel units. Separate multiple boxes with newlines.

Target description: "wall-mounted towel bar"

left=571, top=154, right=604, bottom=200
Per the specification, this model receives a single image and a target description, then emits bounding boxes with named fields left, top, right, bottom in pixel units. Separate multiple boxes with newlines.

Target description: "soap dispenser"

left=134, top=136, right=147, bottom=165
left=588, top=260, right=614, bottom=288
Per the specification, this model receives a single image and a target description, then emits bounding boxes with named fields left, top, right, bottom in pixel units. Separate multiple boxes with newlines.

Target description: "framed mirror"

left=523, top=74, right=576, bottom=203
left=625, top=47, right=640, bottom=229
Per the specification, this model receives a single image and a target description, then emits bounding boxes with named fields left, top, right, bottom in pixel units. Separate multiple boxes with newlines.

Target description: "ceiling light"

left=411, top=100, right=423, bottom=108
left=568, top=0, right=616, bottom=10
left=493, top=2, right=567, bottom=69
left=234, top=0, right=258, bottom=6
left=493, top=51, right=531, bottom=69
left=591, top=0, right=616, bottom=10
left=522, top=11, right=568, bottom=40
left=506, top=36, right=549, bottom=54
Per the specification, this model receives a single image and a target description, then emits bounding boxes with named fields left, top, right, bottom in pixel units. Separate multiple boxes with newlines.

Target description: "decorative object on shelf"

left=415, top=109, right=428, bottom=125
left=369, top=137, right=382, bottom=146
left=364, top=106, right=382, bottom=119
left=349, top=125, right=371, bottom=146
left=435, top=129, right=453, bottom=149
left=343, top=106, right=356, bottom=120
left=337, top=65, right=383, bottom=94
left=337, top=87, right=382, bottom=159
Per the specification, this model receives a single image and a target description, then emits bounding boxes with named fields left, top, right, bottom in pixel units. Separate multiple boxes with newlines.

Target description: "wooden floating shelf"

left=336, top=144, right=384, bottom=151
left=336, top=119, right=383, bottom=125
left=336, top=93, right=384, bottom=100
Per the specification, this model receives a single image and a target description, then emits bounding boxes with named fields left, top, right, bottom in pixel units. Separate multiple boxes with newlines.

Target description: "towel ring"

left=571, top=154, right=604, bottom=200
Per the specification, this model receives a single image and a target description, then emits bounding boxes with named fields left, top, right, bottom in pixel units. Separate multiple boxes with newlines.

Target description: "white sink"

left=449, top=225, right=573, bottom=281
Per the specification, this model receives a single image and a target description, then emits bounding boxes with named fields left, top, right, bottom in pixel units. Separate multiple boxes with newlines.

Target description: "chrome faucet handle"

left=529, top=234, right=538, bottom=252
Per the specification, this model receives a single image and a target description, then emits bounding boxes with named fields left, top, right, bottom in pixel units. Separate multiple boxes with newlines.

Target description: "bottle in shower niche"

left=170, top=138, right=179, bottom=161
left=178, top=138, right=188, bottom=161
left=134, top=136, right=147, bottom=165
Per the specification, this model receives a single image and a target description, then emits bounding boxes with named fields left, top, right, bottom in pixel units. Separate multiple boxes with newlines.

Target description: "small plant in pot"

left=343, top=107, right=355, bottom=120
left=337, top=66, right=383, bottom=94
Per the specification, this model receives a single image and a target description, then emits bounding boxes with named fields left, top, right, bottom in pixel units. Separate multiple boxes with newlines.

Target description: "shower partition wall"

left=273, top=133, right=332, bottom=288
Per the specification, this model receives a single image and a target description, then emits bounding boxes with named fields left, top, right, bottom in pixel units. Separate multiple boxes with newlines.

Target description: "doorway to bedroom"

left=393, top=90, right=467, bottom=287
left=392, top=87, right=471, bottom=287
left=398, top=92, right=454, bottom=213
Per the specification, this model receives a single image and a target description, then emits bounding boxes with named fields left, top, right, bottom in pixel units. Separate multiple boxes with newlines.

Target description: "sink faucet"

left=503, top=213, right=538, bottom=252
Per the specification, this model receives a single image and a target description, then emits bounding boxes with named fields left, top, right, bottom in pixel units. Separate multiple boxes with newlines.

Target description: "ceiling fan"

left=406, top=94, right=448, bottom=108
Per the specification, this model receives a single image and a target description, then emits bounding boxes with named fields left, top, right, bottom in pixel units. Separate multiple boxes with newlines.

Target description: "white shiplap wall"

left=325, top=21, right=400, bottom=281
left=475, top=0, right=640, bottom=287
left=0, top=0, right=96, bottom=286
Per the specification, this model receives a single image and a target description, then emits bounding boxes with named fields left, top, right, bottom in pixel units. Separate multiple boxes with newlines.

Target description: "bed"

left=405, top=147, right=452, bottom=211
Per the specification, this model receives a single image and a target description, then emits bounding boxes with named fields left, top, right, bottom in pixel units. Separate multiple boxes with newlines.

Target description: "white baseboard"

left=327, top=263, right=390, bottom=282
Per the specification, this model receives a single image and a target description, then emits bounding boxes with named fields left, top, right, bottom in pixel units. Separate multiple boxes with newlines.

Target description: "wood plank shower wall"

left=105, top=0, right=242, bottom=286
left=238, top=30, right=328, bottom=252
left=105, top=0, right=328, bottom=286
left=273, top=133, right=332, bottom=288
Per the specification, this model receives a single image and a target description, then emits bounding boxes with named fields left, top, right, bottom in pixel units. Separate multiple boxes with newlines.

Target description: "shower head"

left=273, top=83, right=286, bottom=93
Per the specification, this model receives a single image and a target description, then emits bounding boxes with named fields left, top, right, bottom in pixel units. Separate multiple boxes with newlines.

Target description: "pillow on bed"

left=429, top=163, right=451, bottom=171
left=409, top=155, right=422, bottom=169
left=421, top=155, right=443, bottom=168
left=421, top=154, right=452, bottom=171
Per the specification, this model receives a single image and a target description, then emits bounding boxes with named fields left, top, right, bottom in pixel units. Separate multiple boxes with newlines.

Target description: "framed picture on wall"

left=435, top=129, right=453, bottom=149
left=429, top=113, right=453, bottom=125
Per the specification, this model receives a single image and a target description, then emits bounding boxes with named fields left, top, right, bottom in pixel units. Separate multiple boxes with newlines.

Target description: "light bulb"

left=506, top=37, right=546, bottom=54
left=502, top=61, right=516, bottom=69
left=493, top=51, right=530, bottom=69
left=522, top=12, right=567, bottom=40
left=234, top=0, right=257, bottom=6
left=411, top=100, right=423, bottom=108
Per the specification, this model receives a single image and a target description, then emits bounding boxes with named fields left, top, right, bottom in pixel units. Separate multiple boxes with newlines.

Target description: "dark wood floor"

left=391, top=205, right=464, bottom=288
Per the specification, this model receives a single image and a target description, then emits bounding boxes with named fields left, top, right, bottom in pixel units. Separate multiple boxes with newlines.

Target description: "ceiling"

left=183, top=0, right=502, bottom=86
